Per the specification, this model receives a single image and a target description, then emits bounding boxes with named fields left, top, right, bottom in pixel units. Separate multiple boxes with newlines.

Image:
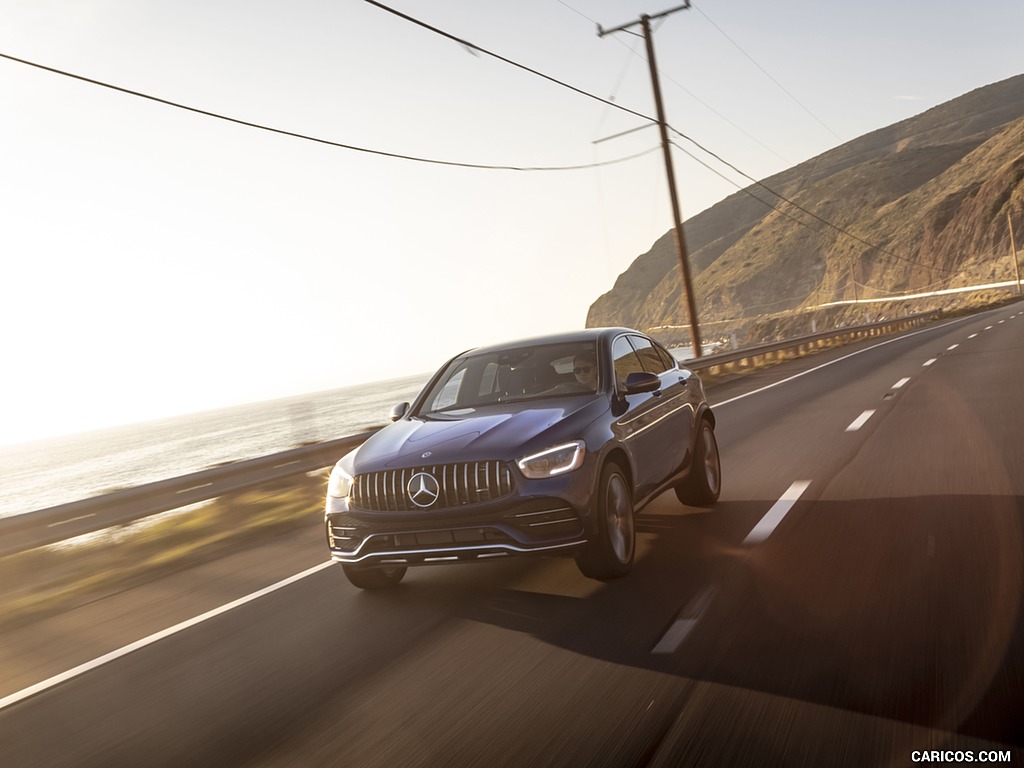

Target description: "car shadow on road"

left=448, top=493, right=1024, bottom=748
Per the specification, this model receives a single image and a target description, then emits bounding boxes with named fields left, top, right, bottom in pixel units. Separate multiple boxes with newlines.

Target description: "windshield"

left=417, top=341, right=600, bottom=416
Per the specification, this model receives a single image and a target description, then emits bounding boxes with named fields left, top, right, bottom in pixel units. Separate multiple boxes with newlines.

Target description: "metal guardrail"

left=681, top=310, right=942, bottom=371
left=0, top=310, right=942, bottom=558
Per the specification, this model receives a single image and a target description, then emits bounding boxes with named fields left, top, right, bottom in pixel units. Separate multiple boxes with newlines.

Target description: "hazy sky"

left=1, top=0, right=1020, bottom=445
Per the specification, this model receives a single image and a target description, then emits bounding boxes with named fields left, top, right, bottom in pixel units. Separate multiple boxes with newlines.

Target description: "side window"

left=431, top=367, right=467, bottom=411
left=611, top=336, right=645, bottom=390
left=629, top=335, right=669, bottom=374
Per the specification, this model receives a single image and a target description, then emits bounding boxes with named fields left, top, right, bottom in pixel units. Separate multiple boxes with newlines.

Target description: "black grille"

left=351, top=461, right=515, bottom=512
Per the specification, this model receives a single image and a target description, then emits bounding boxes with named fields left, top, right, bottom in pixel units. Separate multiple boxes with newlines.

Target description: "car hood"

left=353, top=398, right=604, bottom=472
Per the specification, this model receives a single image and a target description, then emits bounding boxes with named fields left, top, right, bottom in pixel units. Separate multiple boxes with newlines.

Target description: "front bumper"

left=325, top=466, right=596, bottom=566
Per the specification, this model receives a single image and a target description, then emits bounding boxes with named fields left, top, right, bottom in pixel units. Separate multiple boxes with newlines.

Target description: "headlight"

left=517, top=440, right=586, bottom=479
left=327, top=463, right=354, bottom=499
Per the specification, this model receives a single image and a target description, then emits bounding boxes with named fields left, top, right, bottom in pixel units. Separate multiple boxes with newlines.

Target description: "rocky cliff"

left=587, top=74, right=1024, bottom=343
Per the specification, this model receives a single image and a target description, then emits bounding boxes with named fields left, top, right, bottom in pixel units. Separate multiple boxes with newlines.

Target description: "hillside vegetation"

left=588, top=75, right=1024, bottom=346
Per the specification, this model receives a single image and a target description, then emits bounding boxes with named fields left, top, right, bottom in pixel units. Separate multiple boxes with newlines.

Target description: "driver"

left=571, top=353, right=598, bottom=390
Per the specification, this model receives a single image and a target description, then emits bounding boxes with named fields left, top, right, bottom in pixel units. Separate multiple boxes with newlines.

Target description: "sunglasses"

left=573, top=365, right=594, bottom=375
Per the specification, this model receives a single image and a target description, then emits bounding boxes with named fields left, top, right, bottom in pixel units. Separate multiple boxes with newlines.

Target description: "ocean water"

left=0, top=373, right=430, bottom=519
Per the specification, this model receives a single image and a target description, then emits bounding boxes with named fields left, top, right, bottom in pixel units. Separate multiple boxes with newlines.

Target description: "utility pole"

left=598, top=4, right=702, bottom=358
left=1008, top=212, right=1021, bottom=296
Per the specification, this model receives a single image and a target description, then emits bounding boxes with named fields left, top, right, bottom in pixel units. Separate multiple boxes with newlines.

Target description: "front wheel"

left=675, top=418, right=721, bottom=507
left=342, top=563, right=407, bottom=590
left=576, top=462, right=635, bottom=580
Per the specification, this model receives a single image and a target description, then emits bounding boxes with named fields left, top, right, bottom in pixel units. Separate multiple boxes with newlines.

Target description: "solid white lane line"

left=0, top=561, right=335, bottom=713
left=743, top=481, right=811, bottom=545
left=845, top=410, right=876, bottom=432
left=892, top=378, right=911, bottom=389
left=947, top=344, right=959, bottom=351
left=712, top=316, right=974, bottom=409
left=923, top=358, right=936, bottom=367
left=652, top=586, right=716, bottom=654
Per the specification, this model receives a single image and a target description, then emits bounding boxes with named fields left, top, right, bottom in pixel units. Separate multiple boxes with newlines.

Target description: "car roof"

left=464, top=327, right=641, bottom=357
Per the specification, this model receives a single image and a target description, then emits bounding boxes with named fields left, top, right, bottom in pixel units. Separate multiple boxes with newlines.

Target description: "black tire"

left=576, top=462, right=635, bottom=580
left=675, top=418, right=721, bottom=507
left=342, top=563, right=407, bottom=590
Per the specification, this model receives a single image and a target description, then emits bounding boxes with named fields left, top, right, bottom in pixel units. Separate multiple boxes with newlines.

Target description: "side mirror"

left=624, top=371, right=660, bottom=395
left=388, top=402, right=410, bottom=422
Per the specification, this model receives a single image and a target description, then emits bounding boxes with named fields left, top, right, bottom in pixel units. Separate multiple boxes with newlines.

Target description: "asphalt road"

left=2, top=303, right=1023, bottom=767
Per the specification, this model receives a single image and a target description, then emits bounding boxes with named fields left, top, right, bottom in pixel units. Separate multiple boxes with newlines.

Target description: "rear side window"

left=653, top=340, right=678, bottom=371
left=629, top=335, right=671, bottom=374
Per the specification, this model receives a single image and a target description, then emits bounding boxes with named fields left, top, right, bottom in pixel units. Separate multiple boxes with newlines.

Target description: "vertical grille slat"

left=442, top=464, right=451, bottom=508
left=352, top=461, right=514, bottom=512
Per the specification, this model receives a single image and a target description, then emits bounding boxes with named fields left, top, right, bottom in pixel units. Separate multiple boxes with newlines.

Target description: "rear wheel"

left=576, top=462, right=635, bottom=580
left=675, top=418, right=721, bottom=507
left=342, top=563, right=407, bottom=590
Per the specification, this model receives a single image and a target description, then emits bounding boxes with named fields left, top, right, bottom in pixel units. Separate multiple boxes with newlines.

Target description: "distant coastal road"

left=2, top=302, right=1023, bottom=766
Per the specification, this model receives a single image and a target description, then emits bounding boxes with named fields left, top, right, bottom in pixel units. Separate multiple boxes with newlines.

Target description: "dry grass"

left=0, top=471, right=329, bottom=630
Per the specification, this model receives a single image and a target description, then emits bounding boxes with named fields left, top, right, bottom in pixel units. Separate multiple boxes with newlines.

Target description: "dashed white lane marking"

left=177, top=483, right=214, bottom=494
left=712, top=316, right=974, bottom=409
left=947, top=344, right=959, bottom=351
left=846, top=410, right=876, bottom=432
left=652, top=586, right=716, bottom=654
left=923, top=358, right=937, bottom=367
left=47, top=513, right=96, bottom=528
left=743, top=481, right=812, bottom=545
left=985, top=325, right=994, bottom=330
left=0, top=561, right=335, bottom=712
left=893, top=378, right=911, bottom=389
left=969, top=333, right=978, bottom=339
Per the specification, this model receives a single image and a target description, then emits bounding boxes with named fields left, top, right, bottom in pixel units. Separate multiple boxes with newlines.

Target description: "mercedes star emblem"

left=407, top=472, right=441, bottom=508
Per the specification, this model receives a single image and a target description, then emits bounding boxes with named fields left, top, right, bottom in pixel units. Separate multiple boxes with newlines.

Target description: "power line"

left=367, top=0, right=952, bottom=278
left=363, top=0, right=656, bottom=126
left=668, top=140, right=811, bottom=231
left=4, top=6, right=962, bottom=281
left=668, top=126, right=960, bottom=276
left=0, top=51, right=661, bottom=173
left=690, top=2, right=842, bottom=142
left=558, top=0, right=791, bottom=164
left=669, top=139, right=932, bottom=298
